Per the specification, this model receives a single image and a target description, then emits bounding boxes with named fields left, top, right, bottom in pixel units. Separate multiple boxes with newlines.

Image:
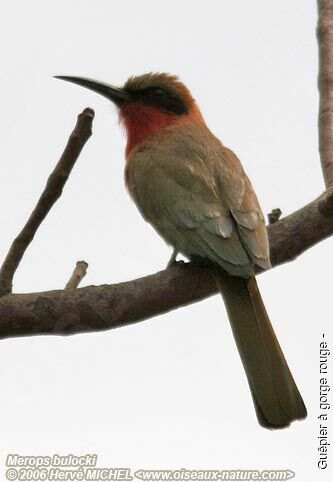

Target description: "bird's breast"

left=119, top=103, right=178, bottom=159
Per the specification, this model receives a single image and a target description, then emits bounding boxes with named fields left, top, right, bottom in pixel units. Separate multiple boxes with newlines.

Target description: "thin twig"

left=317, top=0, right=333, bottom=187
left=268, top=208, right=282, bottom=225
left=0, top=108, right=94, bottom=297
left=65, top=261, right=88, bottom=289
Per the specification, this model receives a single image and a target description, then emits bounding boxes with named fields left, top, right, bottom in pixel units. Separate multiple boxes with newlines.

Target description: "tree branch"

left=65, top=261, right=88, bottom=289
left=0, top=188, right=332, bottom=340
left=317, top=0, right=333, bottom=187
left=0, top=108, right=94, bottom=297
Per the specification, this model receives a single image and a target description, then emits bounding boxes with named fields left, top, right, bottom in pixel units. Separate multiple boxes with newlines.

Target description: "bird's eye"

left=150, top=87, right=166, bottom=97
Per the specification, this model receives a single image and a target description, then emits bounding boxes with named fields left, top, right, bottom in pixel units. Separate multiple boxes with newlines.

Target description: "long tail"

left=214, top=270, right=307, bottom=429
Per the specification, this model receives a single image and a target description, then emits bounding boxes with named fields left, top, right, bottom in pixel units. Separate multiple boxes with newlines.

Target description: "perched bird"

left=55, top=73, right=307, bottom=429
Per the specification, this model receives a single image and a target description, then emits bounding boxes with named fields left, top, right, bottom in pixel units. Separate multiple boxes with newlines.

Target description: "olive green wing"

left=215, top=146, right=271, bottom=271
left=131, top=157, right=254, bottom=276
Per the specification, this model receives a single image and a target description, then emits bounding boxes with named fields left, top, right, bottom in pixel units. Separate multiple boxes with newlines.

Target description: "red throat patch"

left=119, top=103, right=178, bottom=158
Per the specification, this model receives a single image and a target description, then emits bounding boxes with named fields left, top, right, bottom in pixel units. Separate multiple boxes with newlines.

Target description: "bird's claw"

left=166, top=249, right=183, bottom=268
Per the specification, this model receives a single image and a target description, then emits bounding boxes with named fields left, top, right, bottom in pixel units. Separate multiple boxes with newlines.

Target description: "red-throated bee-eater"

left=55, top=73, right=307, bottom=429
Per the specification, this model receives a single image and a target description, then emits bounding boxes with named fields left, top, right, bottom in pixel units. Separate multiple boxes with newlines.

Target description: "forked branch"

left=0, top=108, right=94, bottom=297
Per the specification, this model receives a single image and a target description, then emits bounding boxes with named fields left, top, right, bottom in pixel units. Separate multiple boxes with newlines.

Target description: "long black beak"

left=54, top=76, right=129, bottom=106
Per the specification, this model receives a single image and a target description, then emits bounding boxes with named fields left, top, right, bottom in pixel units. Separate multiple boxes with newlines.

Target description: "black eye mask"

left=125, top=86, right=189, bottom=115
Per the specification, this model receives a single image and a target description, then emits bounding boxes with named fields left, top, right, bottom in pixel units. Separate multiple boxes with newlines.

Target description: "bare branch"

left=268, top=208, right=282, bottom=225
left=317, top=0, right=333, bottom=187
left=0, top=108, right=94, bottom=297
left=0, top=188, right=332, bottom=340
left=65, top=261, right=88, bottom=289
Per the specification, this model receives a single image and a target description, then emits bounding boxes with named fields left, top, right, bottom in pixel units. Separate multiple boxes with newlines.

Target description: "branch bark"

left=317, top=0, right=333, bottom=187
left=0, top=108, right=94, bottom=297
left=65, top=261, right=88, bottom=289
left=0, top=188, right=332, bottom=340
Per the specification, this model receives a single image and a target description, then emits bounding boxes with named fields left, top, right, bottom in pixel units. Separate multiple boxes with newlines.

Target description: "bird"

left=55, top=72, right=307, bottom=429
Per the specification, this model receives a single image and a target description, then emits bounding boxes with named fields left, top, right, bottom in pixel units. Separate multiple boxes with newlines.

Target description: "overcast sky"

left=0, top=1, right=331, bottom=481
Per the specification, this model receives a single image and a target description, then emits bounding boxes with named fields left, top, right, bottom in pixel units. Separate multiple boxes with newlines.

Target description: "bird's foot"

left=166, top=249, right=184, bottom=268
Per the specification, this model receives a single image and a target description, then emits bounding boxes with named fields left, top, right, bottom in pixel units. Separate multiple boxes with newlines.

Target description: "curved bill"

left=54, top=76, right=129, bottom=106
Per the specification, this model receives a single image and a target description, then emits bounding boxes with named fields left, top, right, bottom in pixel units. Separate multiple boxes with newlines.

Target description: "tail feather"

left=214, top=270, right=307, bottom=429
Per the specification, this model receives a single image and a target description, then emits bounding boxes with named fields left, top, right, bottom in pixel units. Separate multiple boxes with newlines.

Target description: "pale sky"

left=0, top=1, right=331, bottom=482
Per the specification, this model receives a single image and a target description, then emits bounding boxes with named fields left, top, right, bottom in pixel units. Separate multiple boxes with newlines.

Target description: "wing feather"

left=127, top=124, right=270, bottom=276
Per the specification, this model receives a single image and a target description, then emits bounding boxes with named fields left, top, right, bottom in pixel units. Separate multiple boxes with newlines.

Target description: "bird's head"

left=55, top=73, right=205, bottom=157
